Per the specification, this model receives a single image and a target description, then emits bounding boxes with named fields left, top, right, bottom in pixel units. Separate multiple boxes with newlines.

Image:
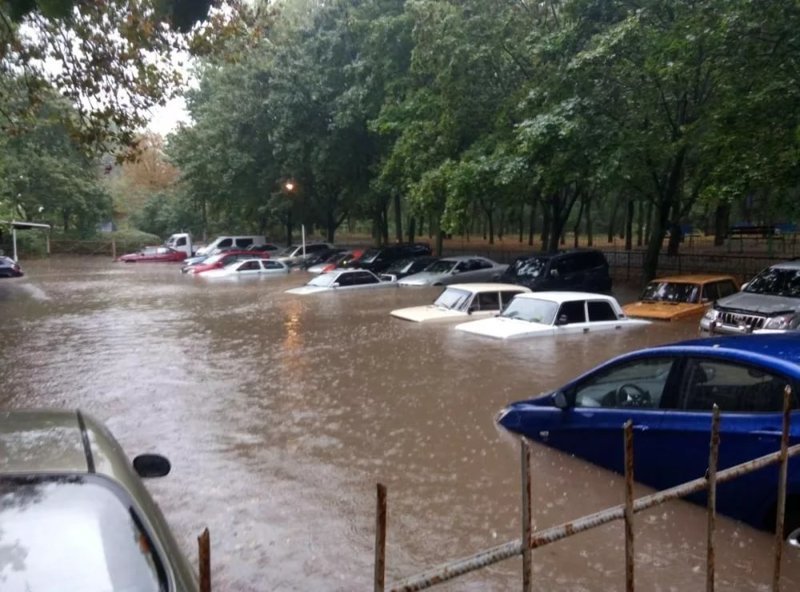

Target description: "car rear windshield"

left=507, top=257, right=549, bottom=278
left=358, top=248, right=381, bottom=263
left=745, top=267, right=800, bottom=297
left=425, top=260, right=457, bottom=273
left=0, top=474, right=168, bottom=592
left=640, top=282, right=700, bottom=303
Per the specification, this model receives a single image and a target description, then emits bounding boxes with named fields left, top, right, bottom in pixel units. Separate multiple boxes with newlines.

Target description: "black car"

left=348, top=243, right=432, bottom=273
left=383, top=256, right=439, bottom=279
left=0, top=255, right=23, bottom=278
left=501, top=249, right=612, bottom=293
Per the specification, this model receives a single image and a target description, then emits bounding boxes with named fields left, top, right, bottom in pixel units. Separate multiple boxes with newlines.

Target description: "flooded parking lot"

left=1, top=256, right=798, bottom=591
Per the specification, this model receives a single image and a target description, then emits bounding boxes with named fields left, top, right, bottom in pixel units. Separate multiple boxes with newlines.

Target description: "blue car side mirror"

left=789, top=527, right=800, bottom=548
left=554, top=392, right=569, bottom=409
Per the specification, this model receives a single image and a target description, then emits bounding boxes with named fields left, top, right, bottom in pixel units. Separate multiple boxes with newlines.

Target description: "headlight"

left=702, top=309, right=719, bottom=322
left=764, top=314, right=797, bottom=330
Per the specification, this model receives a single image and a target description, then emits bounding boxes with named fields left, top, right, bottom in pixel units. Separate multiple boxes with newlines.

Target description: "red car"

left=117, top=246, right=187, bottom=263
left=184, top=250, right=265, bottom=274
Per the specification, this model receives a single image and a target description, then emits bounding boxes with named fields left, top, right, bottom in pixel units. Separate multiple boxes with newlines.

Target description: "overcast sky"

left=147, top=96, right=191, bottom=137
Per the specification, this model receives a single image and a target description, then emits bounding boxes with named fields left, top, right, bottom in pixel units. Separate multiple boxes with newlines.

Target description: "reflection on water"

left=0, top=257, right=797, bottom=591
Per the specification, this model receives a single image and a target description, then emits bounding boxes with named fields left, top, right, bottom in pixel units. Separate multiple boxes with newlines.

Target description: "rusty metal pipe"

left=706, top=405, right=720, bottom=592
left=624, top=421, right=634, bottom=592
left=521, top=438, right=533, bottom=592
left=375, top=483, right=388, bottom=592
left=198, top=528, right=211, bottom=592
left=772, top=386, right=792, bottom=591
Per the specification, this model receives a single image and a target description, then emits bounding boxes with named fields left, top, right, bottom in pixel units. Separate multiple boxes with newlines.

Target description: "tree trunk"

left=586, top=198, right=593, bottom=246
left=394, top=194, right=403, bottom=243
left=714, top=203, right=730, bottom=246
left=607, top=194, right=621, bottom=243
left=518, top=207, right=524, bottom=243
left=541, top=200, right=550, bottom=251
left=528, top=200, right=537, bottom=247
left=625, top=199, right=634, bottom=251
left=486, top=209, right=495, bottom=244
left=407, top=216, right=416, bottom=243
left=573, top=198, right=585, bottom=248
left=285, top=211, right=293, bottom=246
left=636, top=200, right=644, bottom=247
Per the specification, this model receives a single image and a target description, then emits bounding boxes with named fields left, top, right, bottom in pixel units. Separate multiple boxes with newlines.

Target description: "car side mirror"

left=553, top=391, right=570, bottom=410
left=332, top=282, right=340, bottom=288
left=555, top=314, right=569, bottom=326
left=550, top=269, right=559, bottom=278
left=133, top=454, right=171, bottom=478
left=788, top=527, right=800, bottom=548
left=741, top=282, right=749, bottom=291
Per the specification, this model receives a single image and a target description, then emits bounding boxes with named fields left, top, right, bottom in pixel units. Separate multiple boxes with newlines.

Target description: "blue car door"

left=657, top=357, right=800, bottom=529
left=544, top=356, right=682, bottom=484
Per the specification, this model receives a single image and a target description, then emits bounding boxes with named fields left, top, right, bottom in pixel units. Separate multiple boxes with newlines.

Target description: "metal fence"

left=374, top=388, right=798, bottom=592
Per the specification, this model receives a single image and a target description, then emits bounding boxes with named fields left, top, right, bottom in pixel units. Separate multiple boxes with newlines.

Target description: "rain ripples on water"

left=0, top=257, right=798, bottom=591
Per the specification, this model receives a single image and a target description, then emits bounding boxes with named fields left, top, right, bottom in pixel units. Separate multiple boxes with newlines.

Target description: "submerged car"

left=623, top=274, right=739, bottom=321
left=347, top=243, right=432, bottom=273
left=0, top=255, right=23, bottom=278
left=500, top=249, right=612, bottom=293
left=701, top=260, right=800, bottom=334
left=182, top=250, right=263, bottom=274
left=391, top=283, right=530, bottom=322
left=455, top=292, right=648, bottom=339
left=274, top=243, right=336, bottom=267
left=285, top=269, right=396, bottom=295
left=0, top=409, right=198, bottom=591
left=496, top=334, right=800, bottom=534
left=383, top=256, right=439, bottom=280
left=201, top=258, right=290, bottom=278
left=398, top=256, right=507, bottom=286
left=117, top=246, right=187, bottom=263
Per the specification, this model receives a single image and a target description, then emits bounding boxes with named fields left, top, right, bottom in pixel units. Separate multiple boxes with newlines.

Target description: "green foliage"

left=131, top=190, right=203, bottom=239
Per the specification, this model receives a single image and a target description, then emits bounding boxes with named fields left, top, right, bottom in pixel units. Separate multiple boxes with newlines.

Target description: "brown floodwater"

left=1, top=256, right=798, bottom=591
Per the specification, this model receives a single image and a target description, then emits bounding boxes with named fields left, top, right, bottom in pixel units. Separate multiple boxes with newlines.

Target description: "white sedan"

left=391, top=283, right=530, bottom=322
left=455, top=292, right=649, bottom=339
left=202, top=258, right=290, bottom=278
left=286, top=269, right=397, bottom=295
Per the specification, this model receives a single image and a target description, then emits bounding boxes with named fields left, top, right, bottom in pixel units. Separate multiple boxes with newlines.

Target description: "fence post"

left=521, top=438, right=533, bottom=592
left=198, top=528, right=211, bottom=592
left=375, top=483, right=388, bottom=592
left=772, top=386, right=792, bottom=591
left=111, top=238, right=116, bottom=260
left=706, top=405, right=720, bottom=592
left=624, top=420, right=634, bottom=592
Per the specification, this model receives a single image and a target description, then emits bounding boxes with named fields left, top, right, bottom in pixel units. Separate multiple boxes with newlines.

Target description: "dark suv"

left=349, top=243, right=432, bottom=273
left=501, top=249, right=612, bottom=293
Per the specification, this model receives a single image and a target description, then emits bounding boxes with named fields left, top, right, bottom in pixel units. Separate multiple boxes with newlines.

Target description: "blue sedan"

left=497, top=334, right=800, bottom=533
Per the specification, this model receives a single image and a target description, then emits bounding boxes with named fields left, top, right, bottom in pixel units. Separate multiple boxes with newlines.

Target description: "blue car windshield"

left=745, top=267, right=800, bottom=297
left=500, top=298, right=558, bottom=323
left=0, top=474, right=167, bottom=592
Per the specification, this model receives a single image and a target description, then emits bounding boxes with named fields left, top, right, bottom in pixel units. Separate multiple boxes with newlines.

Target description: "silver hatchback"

left=0, top=409, right=198, bottom=591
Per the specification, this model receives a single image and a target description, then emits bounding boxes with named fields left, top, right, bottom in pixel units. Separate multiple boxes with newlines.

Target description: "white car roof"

left=447, top=283, right=531, bottom=294
left=513, top=291, right=620, bottom=305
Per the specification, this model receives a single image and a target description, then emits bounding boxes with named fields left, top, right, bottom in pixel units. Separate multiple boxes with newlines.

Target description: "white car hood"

left=455, top=317, right=553, bottom=339
left=390, top=305, right=466, bottom=322
left=285, top=285, right=331, bottom=295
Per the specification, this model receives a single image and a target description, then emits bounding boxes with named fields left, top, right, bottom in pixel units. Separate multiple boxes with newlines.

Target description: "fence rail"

left=376, top=388, right=798, bottom=591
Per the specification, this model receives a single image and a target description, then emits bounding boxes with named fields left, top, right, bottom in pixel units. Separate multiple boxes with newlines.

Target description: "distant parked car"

left=274, top=243, right=336, bottom=267
left=623, top=275, right=739, bottom=321
left=0, top=255, right=23, bottom=278
left=501, top=249, right=612, bottom=293
left=117, top=246, right=186, bottom=263
left=701, top=260, right=800, bottom=334
left=246, top=243, right=280, bottom=255
left=182, top=250, right=263, bottom=274
left=347, top=243, right=432, bottom=273
left=201, top=258, right=290, bottom=278
left=456, top=291, right=648, bottom=339
left=305, top=249, right=364, bottom=274
left=398, top=256, right=507, bottom=286
left=194, top=235, right=268, bottom=257
left=391, top=283, right=530, bottom=322
left=0, top=409, right=198, bottom=591
left=383, top=256, right=439, bottom=280
left=286, top=269, right=396, bottom=295
left=496, top=334, right=800, bottom=534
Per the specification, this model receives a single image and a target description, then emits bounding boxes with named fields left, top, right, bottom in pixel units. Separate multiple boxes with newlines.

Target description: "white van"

left=195, top=235, right=268, bottom=256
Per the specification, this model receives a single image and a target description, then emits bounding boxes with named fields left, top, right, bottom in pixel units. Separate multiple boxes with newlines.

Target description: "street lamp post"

left=284, top=180, right=305, bottom=256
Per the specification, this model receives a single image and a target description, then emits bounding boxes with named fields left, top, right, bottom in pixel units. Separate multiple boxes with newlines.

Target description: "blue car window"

left=681, top=359, right=795, bottom=412
left=573, top=358, right=675, bottom=409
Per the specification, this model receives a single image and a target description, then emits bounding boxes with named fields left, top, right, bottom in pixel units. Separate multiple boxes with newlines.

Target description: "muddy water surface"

left=1, top=257, right=798, bottom=591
